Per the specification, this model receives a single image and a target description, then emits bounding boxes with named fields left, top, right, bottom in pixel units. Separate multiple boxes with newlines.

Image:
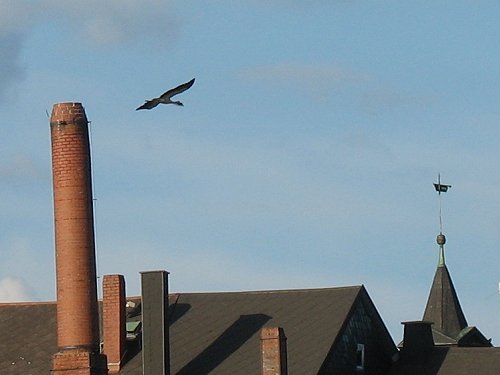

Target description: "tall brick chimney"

left=102, top=274, right=126, bottom=373
left=261, top=327, right=288, bottom=375
left=49, top=102, right=107, bottom=375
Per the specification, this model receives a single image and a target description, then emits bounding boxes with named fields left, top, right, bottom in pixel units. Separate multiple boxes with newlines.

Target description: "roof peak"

left=422, top=262, right=468, bottom=338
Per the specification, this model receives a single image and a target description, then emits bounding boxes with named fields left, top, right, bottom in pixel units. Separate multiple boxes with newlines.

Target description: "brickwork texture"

left=50, top=103, right=105, bottom=374
left=261, top=327, right=288, bottom=375
left=102, top=275, right=126, bottom=373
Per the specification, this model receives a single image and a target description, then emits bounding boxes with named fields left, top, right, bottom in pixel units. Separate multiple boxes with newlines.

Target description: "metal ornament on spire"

left=434, top=173, right=452, bottom=195
left=434, top=174, right=451, bottom=267
left=434, top=173, right=451, bottom=233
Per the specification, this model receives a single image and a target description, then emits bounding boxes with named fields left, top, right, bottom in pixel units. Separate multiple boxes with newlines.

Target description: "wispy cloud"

left=0, top=277, right=34, bottom=302
left=0, top=154, right=47, bottom=184
left=41, top=0, right=177, bottom=46
left=250, top=0, right=353, bottom=8
left=240, top=62, right=362, bottom=100
left=240, top=62, right=428, bottom=113
left=0, top=1, right=35, bottom=34
left=357, top=80, right=431, bottom=114
left=1, top=0, right=176, bottom=45
left=0, top=1, right=35, bottom=103
left=0, top=33, right=25, bottom=104
left=0, top=0, right=177, bottom=103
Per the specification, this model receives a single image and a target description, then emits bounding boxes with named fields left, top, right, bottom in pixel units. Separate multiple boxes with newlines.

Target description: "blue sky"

left=1, top=1, right=500, bottom=344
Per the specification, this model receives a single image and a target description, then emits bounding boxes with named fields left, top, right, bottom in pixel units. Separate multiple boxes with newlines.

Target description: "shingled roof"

left=389, top=346, right=500, bottom=375
left=0, top=302, right=57, bottom=374
left=0, top=285, right=396, bottom=375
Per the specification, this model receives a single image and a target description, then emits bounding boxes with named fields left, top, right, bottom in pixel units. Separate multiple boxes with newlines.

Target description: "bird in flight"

left=136, top=78, right=195, bottom=110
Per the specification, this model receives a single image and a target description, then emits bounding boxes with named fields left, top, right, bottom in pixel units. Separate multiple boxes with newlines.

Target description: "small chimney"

left=401, top=321, right=434, bottom=358
left=261, top=327, right=288, bottom=375
left=102, top=275, right=126, bottom=373
left=49, top=103, right=107, bottom=375
left=141, top=270, right=170, bottom=375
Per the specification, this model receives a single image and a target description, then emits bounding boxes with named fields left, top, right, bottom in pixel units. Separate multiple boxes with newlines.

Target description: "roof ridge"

left=163, top=285, right=364, bottom=297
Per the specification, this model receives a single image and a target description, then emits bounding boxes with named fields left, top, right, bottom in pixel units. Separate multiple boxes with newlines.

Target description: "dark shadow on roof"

left=126, top=300, right=192, bottom=327
left=175, top=313, right=272, bottom=375
left=390, top=347, right=449, bottom=375
left=169, top=303, right=191, bottom=326
left=122, top=301, right=192, bottom=368
left=124, top=337, right=142, bottom=366
left=127, top=302, right=141, bottom=319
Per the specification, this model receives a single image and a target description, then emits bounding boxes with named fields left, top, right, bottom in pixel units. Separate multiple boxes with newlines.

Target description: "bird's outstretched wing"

left=136, top=99, right=161, bottom=111
left=136, top=78, right=195, bottom=111
left=159, top=78, right=195, bottom=100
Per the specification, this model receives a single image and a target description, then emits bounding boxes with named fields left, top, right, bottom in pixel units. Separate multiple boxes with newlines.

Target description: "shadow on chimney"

left=120, top=302, right=192, bottom=368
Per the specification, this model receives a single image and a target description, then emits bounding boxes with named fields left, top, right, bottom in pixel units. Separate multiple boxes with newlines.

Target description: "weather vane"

left=434, top=173, right=451, bottom=232
left=433, top=173, right=451, bottom=266
left=433, top=173, right=451, bottom=194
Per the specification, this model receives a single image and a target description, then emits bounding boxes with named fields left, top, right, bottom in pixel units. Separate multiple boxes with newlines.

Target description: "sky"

left=1, top=0, right=500, bottom=344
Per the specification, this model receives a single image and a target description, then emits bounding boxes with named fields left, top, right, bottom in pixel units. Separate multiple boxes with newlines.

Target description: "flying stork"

left=136, top=78, right=195, bottom=110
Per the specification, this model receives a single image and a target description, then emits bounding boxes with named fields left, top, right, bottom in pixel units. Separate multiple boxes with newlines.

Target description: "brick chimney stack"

left=261, top=327, right=288, bottom=375
left=102, top=274, right=126, bottom=373
left=49, top=103, right=107, bottom=375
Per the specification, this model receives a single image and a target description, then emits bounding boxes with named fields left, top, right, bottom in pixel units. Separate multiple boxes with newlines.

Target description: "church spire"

left=423, top=175, right=468, bottom=338
left=422, top=245, right=468, bottom=337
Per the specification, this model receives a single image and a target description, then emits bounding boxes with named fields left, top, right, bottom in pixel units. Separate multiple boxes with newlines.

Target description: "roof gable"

left=319, top=287, right=397, bottom=374
left=456, top=326, right=492, bottom=347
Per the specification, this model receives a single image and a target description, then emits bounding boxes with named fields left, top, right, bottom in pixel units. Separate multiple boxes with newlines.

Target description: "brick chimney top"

left=51, top=102, right=87, bottom=124
left=261, top=327, right=288, bottom=375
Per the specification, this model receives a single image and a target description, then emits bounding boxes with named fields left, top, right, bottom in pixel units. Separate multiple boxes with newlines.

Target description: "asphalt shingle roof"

left=0, top=285, right=371, bottom=375
left=389, top=347, right=500, bottom=375
left=124, top=286, right=365, bottom=374
left=0, top=302, right=57, bottom=374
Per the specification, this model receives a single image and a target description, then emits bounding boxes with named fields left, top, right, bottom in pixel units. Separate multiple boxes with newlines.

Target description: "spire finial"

left=434, top=174, right=451, bottom=267
left=436, top=232, right=446, bottom=267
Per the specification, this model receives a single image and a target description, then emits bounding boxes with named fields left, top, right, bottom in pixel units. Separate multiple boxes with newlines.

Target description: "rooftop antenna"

left=88, top=119, right=102, bottom=295
left=433, top=173, right=451, bottom=266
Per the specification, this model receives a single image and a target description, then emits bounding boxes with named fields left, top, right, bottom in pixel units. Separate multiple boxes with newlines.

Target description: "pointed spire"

left=423, top=176, right=467, bottom=338
left=422, top=259, right=468, bottom=337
